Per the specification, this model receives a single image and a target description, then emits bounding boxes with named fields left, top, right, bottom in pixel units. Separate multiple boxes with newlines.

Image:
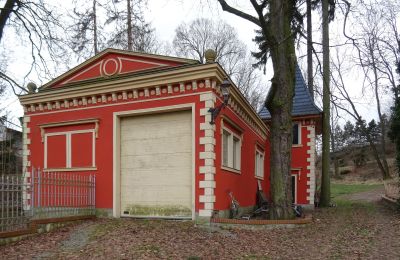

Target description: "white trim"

left=43, top=167, right=97, bottom=172
left=255, top=148, right=265, bottom=180
left=112, top=103, right=196, bottom=219
left=221, top=126, right=241, bottom=172
left=293, top=122, right=302, bottom=145
left=26, top=92, right=206, bottom=117
left=306, top=125, right=316, bottom=204
left=66, top=133, right=71, bottom=168
left=22, top=116, right=31, bottom=171
left=44, top=129, right=96, bottom=169
left=216, top=95, right=267, bottom=141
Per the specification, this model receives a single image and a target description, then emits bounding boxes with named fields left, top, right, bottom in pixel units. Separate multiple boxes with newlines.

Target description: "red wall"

left=26, top=86, right=211, bottom=211
left=26, top=85, right=317, bottom=214
left=291, top=120, right=314, bottom=204
left=212, top=97, right=269, bottom=211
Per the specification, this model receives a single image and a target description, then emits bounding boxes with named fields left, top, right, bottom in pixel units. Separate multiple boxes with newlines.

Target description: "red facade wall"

left=27, top=88, right=209, bottom=211
left=212, top=98, right=269, bottom=212
left=291, top=120, right=314, bottom=204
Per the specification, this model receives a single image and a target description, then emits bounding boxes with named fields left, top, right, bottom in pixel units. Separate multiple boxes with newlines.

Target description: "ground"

left=1, top=184, right=399, bottom=259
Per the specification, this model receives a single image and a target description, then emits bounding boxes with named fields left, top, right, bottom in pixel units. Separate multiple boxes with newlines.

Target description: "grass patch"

left=331, top=183, right=383, bottom=199
left=334, top=199, right=376, bottom=212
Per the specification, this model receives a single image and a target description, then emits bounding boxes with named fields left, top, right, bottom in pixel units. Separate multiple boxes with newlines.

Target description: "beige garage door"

left=120, top=110, right=192, bottom=218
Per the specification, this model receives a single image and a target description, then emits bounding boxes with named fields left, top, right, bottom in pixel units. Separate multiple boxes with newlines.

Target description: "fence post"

left=37, top=168, right=41, bottom=210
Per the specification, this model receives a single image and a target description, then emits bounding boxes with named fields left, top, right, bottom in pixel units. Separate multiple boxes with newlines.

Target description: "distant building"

left=0, top=125, right=23, bottom=175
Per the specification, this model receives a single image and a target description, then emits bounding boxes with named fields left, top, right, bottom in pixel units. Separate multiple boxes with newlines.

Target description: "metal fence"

left=31, top=169, right=96, bottom=219
left=0, top=174, right=31, bottom=233
left=0, top=169, right=96, bottom=234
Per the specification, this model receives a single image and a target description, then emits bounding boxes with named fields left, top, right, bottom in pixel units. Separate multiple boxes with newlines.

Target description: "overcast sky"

left=2, top=0, right=397, bottom=128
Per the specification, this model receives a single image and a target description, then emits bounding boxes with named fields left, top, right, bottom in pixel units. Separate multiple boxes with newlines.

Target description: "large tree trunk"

left=320, top=0, right=331, bottom=207
left=127, top=0, right=133, bottom=51
left=0, top=0, right=16, bottom=43
left=266, top=0, right=296, bottom=220
left=306, top=0, right=313, bottom=100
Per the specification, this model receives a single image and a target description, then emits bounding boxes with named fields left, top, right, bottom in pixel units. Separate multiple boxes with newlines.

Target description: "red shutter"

left=71, top=132, right=93, bottom=167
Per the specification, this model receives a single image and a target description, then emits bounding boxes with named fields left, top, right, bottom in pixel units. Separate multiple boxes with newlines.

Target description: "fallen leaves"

left=0, top=202, right=399, bottom=259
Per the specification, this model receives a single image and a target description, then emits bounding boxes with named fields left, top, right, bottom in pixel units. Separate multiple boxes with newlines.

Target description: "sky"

left=1, top=0, right=264, bottom=129
left=1, top=0, right=398, bottom=129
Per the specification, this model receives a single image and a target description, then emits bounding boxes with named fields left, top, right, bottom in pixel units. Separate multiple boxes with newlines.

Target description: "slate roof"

left=258, top=64, right=322, bottom=120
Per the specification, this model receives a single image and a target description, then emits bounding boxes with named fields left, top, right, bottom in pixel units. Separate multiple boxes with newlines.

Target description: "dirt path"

left=1, top=190, right=399, bottom=259
left=339, top=186, right=385, bottom=202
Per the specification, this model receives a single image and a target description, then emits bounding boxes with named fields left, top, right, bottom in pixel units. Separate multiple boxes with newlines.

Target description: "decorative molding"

left=22, top=116, right=31, bottom=172
left=198, top=92, right=216, bottom=218
left=39, top=118, right=99, bottom=142
left=306, top=125, right=316, bottom=204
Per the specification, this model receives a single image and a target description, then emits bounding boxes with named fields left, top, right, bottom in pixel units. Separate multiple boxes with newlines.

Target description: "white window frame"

left=255, top=148, right=264, bottom=179
left=293, top=122, right=302, bottom=146
left=221, top=127, right=241, bottom=173
left=44, top=129, right=96, bottom=171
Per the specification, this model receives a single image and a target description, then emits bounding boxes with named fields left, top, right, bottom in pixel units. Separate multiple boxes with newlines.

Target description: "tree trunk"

left=127, top=0, right=133, bottom=51
left=320, top=0, right=331, bottom=207
left=93, top=0, right=98, bottom=54
left=0, top=0, right=17, bottom=43
left=370, top=47, right=390, bottom=179
left=266, top=0, right=296, bottom=220
left=306, top=0, right=313, bottom=100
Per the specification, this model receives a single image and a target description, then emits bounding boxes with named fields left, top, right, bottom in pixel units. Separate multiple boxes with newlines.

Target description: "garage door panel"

left=121, top=136, right=191, bottom=156
left=121, top=153, right=191, bottom=169
left=121, top=124, right=191, bottom=140
left=121, top=171, right=191, bottom=187
left=120, top=110, right=192, bottom=218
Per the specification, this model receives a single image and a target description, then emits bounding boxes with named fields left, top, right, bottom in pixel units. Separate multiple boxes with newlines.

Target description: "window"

left=293, top=123, right=301, bottom=145
left=45, top=129, right=96, bottom=170
left=221, top=128, right=241, bottom=171
left=255, top=149, right=264, bottom=179
left=291, top=174, right=297, bottom=203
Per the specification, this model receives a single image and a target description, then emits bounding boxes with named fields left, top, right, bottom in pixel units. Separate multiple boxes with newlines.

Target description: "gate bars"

left=1, top=168, right=96, bottom=233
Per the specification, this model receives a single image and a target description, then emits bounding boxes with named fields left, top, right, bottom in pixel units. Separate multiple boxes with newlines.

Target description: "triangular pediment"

left=43, top=49, right=198, bottom=89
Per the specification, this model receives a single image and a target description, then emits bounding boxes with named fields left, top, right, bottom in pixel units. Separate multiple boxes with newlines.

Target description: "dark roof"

left=258, top=64, right=322, bottom=119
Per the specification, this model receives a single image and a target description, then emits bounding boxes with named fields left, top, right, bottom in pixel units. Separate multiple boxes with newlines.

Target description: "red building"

left=18, top=49, right=320, bottom=220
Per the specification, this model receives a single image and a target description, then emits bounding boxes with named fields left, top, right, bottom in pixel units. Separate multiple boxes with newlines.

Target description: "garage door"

left=120, top=110, right=192, bottom=218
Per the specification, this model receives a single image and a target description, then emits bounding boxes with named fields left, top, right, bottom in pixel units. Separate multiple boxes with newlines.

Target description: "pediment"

left=43, top=49, right=198, bottom=89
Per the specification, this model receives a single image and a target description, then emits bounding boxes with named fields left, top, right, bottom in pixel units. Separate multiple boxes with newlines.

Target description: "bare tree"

left=339, top=0, right=400, bottom=179
left=0, top=0, right=67, bottom=95
left=173, top=18, right=265, bottom=110
left=173, top=18, right=246, bottom=65
left=105, top=0, right=159, bottom=53
left=330, top=49, right=391, bottom=179
left=69, top=0, right=104, bottom=60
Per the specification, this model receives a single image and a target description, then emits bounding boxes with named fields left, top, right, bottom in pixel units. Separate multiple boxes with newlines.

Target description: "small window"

left=255, top=149, right=264, bottom=179
left=221, top=128, right=241, bottom=171
left=222, top=131, right=229, bottom=167
left=291, top=175, right=297, bottom=203
left=293, top=123, right=301, bottom=145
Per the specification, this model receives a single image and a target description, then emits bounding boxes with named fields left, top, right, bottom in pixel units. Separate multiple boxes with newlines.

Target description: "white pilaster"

left=198, top=92, right=217, bottom=218
left=306, top=125, right=316, bottom=205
